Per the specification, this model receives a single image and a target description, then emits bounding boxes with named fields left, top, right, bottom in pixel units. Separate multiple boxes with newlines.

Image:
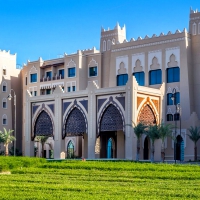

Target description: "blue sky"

left=0, top=0, right=199, bottom=66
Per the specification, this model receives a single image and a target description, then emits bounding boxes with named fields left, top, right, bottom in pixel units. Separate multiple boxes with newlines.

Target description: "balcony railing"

left=40, top=75, right=64, bottom=82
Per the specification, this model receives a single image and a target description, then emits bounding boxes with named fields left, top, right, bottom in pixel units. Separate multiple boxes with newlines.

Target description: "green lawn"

left=0, top=157, right=200, bottom=199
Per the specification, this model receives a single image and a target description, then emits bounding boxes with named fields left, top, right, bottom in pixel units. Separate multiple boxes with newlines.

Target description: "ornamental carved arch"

left=137, top=98, right=158, bottom=125
left=63, top=100, right=88, bottom=139
left=32, top=107, right=54, bottom=141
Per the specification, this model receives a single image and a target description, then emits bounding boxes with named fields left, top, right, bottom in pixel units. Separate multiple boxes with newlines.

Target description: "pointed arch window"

left=198, top=23, right=200, bottom=35
left=67, top=140, right=74, bottom=158
left=193, top=23, right=196, bottom=35
left=2, top=81, right=7, bottom=92
left=167, top=114, right=173, bottom=121
left=107, top=40, right=111, bottom=50
left=2, top=114, right=7, bottom=125
left=103, top=40, right=106, bottom=51
left=2, top=98, right=7, bottom=109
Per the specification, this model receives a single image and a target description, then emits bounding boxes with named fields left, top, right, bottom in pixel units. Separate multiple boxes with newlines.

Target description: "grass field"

left=0, top=157, right=200, bottom=199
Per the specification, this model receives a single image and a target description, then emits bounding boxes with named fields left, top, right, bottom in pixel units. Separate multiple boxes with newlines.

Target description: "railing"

left=40, top=75, right=64, bottom=82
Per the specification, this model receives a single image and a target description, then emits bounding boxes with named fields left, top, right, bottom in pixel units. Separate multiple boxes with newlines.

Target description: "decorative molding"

left=88, top=58, right=98, bottom=67
left=137, top=97, right=144, bottom=109
left=66, top=59, right=76, bottom=68
left=190, top=17, right=200, bottom=20
left=112, top=38, right=186, bottom=52
left=166, top=47, right=180, bottom=68
left=116, top=55, right=128, bottom=75
left=132, top=53, right=145, bottom=72
left=148, top=50, right=162, bottom=71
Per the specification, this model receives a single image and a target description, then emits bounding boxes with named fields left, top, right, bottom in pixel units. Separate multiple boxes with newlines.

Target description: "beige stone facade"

left=0, top=50, right=22, bottom=154
left=1, top=8, right=197, bottom=161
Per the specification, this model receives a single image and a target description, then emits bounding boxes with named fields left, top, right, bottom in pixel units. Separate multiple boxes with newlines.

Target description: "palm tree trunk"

left=161, top=141, right=165, bottom=163
left=151, top=141, right=155, bottom=162
left=5, top=144, right=9, bottom=156
left=136, top=139, right=140, bottom=161
left=194, top=144, right=197, bottom=161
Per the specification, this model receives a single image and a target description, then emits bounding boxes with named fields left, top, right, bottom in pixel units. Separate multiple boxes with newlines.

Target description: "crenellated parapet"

left=111, top=28, right=189, bottom=52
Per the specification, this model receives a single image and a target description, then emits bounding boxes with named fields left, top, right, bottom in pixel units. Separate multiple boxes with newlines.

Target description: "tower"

left=189, top=8, right=200, bottom=116
left=100, top=23, right=126, bottom=52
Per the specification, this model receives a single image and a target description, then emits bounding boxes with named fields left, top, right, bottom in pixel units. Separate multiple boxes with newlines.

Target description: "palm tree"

left=127, top=121, right=147, bottom=161
left=0, top=128, right=15, bottom=156
left=158, top=122, right=174, bottom=162
left=146, top=124, right=159, bottom=162
left=35, top=136, right=49, bottom=158
left=187, top=126, right=200, bottom=161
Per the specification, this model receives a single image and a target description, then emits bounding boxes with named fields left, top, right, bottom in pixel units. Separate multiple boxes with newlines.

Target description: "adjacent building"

left=0, top=50, right=22, bottom=154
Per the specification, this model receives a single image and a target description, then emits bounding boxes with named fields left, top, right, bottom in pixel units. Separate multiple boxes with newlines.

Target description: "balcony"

left=40, top=75, right=64, bottom=82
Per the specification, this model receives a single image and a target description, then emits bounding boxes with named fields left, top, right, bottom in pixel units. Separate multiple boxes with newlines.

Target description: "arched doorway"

left=34, top=110, right=54, bottom=158
left=99, top=104, right=124, bottom=158
left=63, top=107, right=86, bottom=158
left=175, top=135, right=184, bottom=161
left=67, top=140, right=74, bottom=158
left=107, top=138, right=114, bottom=158
left=144, top=136, right=150, bottom=160
left=138, top=104, right=157, bottom=160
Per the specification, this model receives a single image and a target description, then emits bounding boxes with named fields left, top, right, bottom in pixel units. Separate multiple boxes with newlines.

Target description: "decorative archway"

left=33, top=110, right=53, bottom=139
left=100, top=104, right=123, bottom=132
left=63, top=107, right=86, bottom=138
left=67, top=140, right=74, bottom=158
left=175, top=135, right=184, bottom=161
left=138, top=104, right=156, bottom=125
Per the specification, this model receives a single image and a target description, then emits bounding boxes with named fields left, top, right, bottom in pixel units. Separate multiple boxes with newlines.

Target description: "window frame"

left=133, top=71, right=145, bottom=86
left=89, top=66, right=98, bottom=77
left=46, top=89, right=51, bottom=95
left=2, top=114, right=7, bottom=125
left=167, top=67, right=180, bottom=83
left=68, top=67, right=76, bottom=78
left=149, top=69, right=162, bottom=85
left=2, top=98, right=7, bottom=109
left=193, top=23, right=197, bottom=35
left=30, top=73, right=37, bottom=83
left=167, top=114, right=173, bottom=121
left=117, top=74, right=128, bottom=86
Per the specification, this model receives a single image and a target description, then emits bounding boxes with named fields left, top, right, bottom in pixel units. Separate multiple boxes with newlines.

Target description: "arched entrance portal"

left=67, top=140, right=74, bottom=158
left=64, top=108, right=86, bottom=137
left=34, top=110, right=54, bottom=158
left=99, top=104, right=124, bottom=158
left=175, top=135, right=184, bottom=161
left=138, top=104, right=157, bottom=160
left=63, top=107, right=86, bottom=158
left=144, top=137, right=150, bottom=160
left=107, top=138, right=115, bottom=158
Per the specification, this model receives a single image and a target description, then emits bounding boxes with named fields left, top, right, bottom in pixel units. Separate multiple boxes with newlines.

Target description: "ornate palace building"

left=12, top=8, right=200, bottom=160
